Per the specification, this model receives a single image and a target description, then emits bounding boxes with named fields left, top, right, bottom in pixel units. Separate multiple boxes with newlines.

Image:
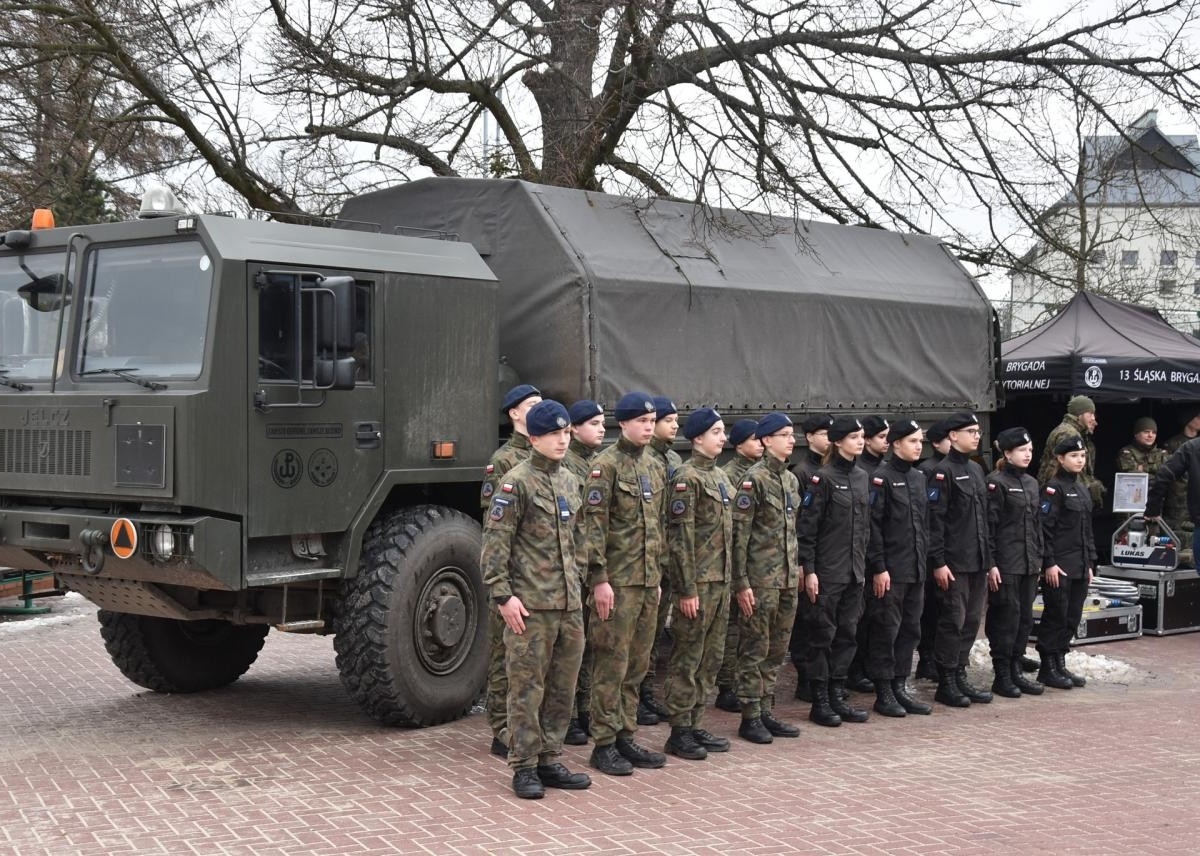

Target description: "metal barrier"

left=0, top=570, right=57, bottom=615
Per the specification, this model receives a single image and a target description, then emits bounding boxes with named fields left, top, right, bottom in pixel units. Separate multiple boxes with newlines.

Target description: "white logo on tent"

left=1084, top=366, right=1103, bottom=388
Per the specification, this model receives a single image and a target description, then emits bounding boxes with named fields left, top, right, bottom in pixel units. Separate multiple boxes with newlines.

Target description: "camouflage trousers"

left=574, top=607, right=594, bottom=717
left=663, top=581, right=729, bottom=728
left=644, top=570, right=672, bottom=681
left=714, top=590, right=741, bottom=689
left=588, top=584, right=658, bottom=746
left=735, top=585, right=798, bottom=719
left=504, top=608, right=585, bottom=770
left=485, top=608, right=508, bottom=744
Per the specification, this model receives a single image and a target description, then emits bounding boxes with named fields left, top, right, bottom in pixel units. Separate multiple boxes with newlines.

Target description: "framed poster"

left=1112, top=472, right=1150, bottom=513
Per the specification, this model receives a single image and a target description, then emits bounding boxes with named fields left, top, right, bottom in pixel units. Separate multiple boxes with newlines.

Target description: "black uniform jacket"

left=866, top=458, right=927, bottom=583
left=986, top=464, right=1042, bottom=576
left=1040, top=470, right=1097, bottom=578
left=797, top=455, right=869, bottom=584
left=926, top=448, right=992, bottom=575
left=1147, top=436, right=1200, bottom=523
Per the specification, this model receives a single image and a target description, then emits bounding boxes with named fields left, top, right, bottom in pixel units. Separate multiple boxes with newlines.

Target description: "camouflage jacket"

left=582, top=435, right=667, bottom=588
left=649, top=436, right=684, bottom=480
left=1117, top=442, right=1167, bottom=476
left=731, top=454, right=802, bottom=592
left=562, top=438, right=599, bottom=485
left=1038, top=414, right=1104, bottom=505
left=481, top=432, right=531, bottom=509
left=722, top=452, right=758, bottom=485
left=481, top=452, right=584, bottom=610
left=668, top=455, right=734, bottom=596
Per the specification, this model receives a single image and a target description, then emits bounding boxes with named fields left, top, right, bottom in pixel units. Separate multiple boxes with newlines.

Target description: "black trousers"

left=1036, top=575, right=1089, bottom=655
left=985, top=573, right=1038, bottom=661
left=933, top=571, right=988, bottom=669
left=848, top=586, right=871, bottom=676
left=864, top=578, right=924, bottom=680
left=788, top=599, right=810, bottom=669
left=917, top=574, right=941, bottom=663
left=803, top=579, right=864, bottom=682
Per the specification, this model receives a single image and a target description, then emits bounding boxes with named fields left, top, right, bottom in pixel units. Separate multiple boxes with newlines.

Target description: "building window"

left=1160, top=279, right=1178, bottom=294
left=1122, top=250, right=1139, bottom=267
left=1088, top=249, right=1105, bottom=266
left=1161, top=249, right=1178, bottom=267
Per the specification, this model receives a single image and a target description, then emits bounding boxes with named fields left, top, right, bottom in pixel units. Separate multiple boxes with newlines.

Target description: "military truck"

left=0, top=179, right=997, bottom=727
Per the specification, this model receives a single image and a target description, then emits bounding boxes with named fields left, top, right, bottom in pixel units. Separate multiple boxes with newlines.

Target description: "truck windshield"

left=0, top=252, right=68, bottom=381
left=77, top=240, right=213, bottom=380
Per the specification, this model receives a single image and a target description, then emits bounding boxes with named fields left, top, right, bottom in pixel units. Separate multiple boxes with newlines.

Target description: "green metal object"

left=0, top=571, right=52, bottom=615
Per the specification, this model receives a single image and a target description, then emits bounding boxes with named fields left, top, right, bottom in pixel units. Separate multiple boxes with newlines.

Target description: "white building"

left=1006, top=111, right=1200, bottom=337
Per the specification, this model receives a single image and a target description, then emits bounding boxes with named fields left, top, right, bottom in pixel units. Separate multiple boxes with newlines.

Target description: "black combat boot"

left=990, top=658, right=1021, bottom=699
left=691, top=728, right=731, bottom=752
left=714, top=685, right=741, bottom=712
left=489, top=736, right=509, bottom=758
left=1055, top=652, right=1086, bottom=687
left=1037, top=651, right=1073, bottom=690
left=536, top=763, right=592, bottom=789
left=564, top=718, right=588, bottom=745
left=636, top=699, right=660, bottom=726
left=830, top=680, right=870, bottom=722
left=808, top=681, right=842, bottom=727
left=846, top=663, right=875, bottom=693
left=1020, top=654, right=1041, bottom=672
left=615, top=736, right=667, bottom=769
left=665, top=725, right=708, bottom=760
left=915, top=656, right=939, bottom=681
left=1011, top=660, right=1044, bottom=695
left=760, top=711, right=801, bottom=737
left=873, top=680, right=907, bottom=717
left=738, top=716, right=774, bottom=744
left=891, top=678, right=932, bottom=715
left=934, top=665, right=971, bottom=707
left=512, top=767, right=545, bottom=799
left=578, top=711, right=591, bottom=735
left=640, top=683, right=671, bottom=719
left=954, top=666, right=993, bottom=703
left=589, top=743, right=634, bottom=776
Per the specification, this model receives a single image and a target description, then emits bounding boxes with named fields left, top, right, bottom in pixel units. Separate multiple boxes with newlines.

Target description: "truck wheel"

left=97, top=611, right=269, bottom=693
left=335, top=505, right=486, bottom=727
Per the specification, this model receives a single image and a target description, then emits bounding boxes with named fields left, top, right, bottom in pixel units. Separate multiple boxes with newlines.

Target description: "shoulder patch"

left=481, top=482, right=494, bottom=499
left=501, top=483, right=514, bottom=493
left=987, top=482, right=997, bottom=491
left=675, top=482, right=688, bottom=492
left=488, top=497, right=511, bottom=521
left=927, top=487, right=940, bottom=502
left=802, top=491, right=814, bottom=507
left=934, top=472, right=945, bottom=481
left=1040, top=500, right=1052, bottom=515
left=811, top=475, right=821, bottom=484
left=735, top=494, right=753, bottom=510
left=671, top=498, right=687, bottom=516
left=587, top=487, right=604, bottom=506
left=1045, top=486, right=1057, bottom=495
left=485, top=463, right=495, bottom=475
left=742, top=480, right=754, bottom=491
left=872, top=476, right=884, bottom=486
left=590, top=468, right=602, bottom=479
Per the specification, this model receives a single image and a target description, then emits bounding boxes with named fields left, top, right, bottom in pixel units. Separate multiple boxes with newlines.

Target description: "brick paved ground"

left=2, top=594, right=1198, bottom=856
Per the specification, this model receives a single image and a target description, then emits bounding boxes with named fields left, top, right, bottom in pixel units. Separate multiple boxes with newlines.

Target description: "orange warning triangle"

left=110, top=518, right=138, bottom=559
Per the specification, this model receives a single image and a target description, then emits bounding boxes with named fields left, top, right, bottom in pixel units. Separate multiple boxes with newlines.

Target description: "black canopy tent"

left=1001, top=291, right=1200, bottom=401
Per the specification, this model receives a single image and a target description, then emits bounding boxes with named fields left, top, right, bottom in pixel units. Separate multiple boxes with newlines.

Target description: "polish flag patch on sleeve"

left=501, top=483, right=514, bottom=493
left=485, top=464, right=495, bottom=474
left=675, top=482, right=688, bottom=492
left=811, top=475, right=821, bottom=484
left=741, top=481, right=754, bottom=491
left=987, top=483, right=997, bottom=491
left=1045, top=486, right=1057, bottom=495
left=590, top=468, right=603, bottom=479
left=872, top=476, right=884, bottom=486
left=935, top=472, right=945, bottom=481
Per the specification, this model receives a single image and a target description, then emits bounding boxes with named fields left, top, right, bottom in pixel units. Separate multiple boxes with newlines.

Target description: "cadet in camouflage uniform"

left=731, top=412, right=803, bottom=744
left=561, top=400, right=605, bottom=746
left=714, top=418, right=763, bottom=712
left=481, top=383, right=542, bottom=757
left=1037, top=396, right=1104, bottom=509
left=583, top=392, right=669, bottom=776
left=1163, top=414, right=1199, bottom=559
left=1117, top=417, right=1166, bottom=477
left=662, top=408, right=733, bottom=761
left=481, top=400, right=590, bottom=799
left=641, top=396, right=683, bottom=724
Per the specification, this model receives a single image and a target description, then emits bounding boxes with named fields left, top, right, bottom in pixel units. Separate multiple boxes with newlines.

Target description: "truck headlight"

left=151, top=524, right=176, bottom=561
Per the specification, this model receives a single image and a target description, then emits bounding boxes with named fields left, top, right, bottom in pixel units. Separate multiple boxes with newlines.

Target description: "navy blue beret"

left=615, top=392, right=656, bottom=422
left=756, top=412, right=793, bottom=439
left=526, top=400, right=571, bottom=437
left=501, top=384, right=541, bottom=412
left=652, top=396, right=677, bottom=421
left=683, top=408, right=722, bottom=440
left=568, top=399, right=603, bottom=425
left=729, top=419, right=759, bottom=446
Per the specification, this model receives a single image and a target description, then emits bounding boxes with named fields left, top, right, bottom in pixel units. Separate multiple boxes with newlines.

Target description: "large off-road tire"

left=97, top=611, right=269, bottom=693
left=335, top=504, right=486, bottom=727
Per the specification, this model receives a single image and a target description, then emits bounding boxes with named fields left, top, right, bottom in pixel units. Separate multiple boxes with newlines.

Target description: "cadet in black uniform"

left=863, top=419, right=931, bottom=717
left=914, top=418, right=952, bottom=681
left=797, top=416, right=871, bottom=727
left=789, top=413, right=833, bottom=701
left=926, top=412, right=997, bottom=708
left=1036, top=436, right=1096, bottom=691
left=984, top=427, right=1045, bottom=699
left=847, top=414, right=890, bottom=694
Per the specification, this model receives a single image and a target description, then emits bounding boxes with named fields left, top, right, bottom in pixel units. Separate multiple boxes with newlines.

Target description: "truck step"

left=274, top=619, right=326, bottom=633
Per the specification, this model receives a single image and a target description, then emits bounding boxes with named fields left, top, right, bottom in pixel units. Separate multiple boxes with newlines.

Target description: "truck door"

left=246, top=267, right=383, bottom=559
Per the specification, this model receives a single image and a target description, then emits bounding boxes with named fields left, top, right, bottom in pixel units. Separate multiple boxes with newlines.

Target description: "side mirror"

left=310, top=275, right=355, bottom=351
left=17, top=274, right=68, bottom=312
